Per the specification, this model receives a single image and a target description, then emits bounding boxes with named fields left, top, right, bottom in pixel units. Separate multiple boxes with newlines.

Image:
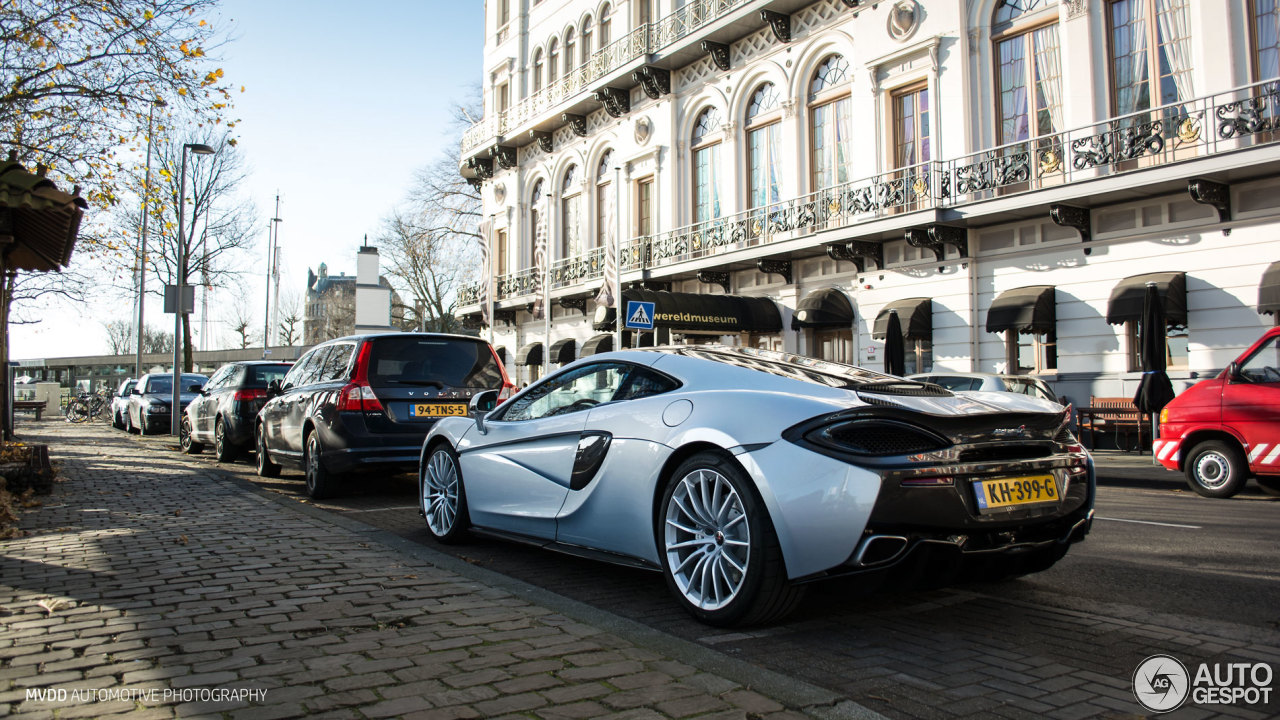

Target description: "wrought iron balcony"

left=939, top=79, right=1280, bottom=204
left=461, top=0, right=755, bottom=156
left=458, top=79, right=1280, bottom=309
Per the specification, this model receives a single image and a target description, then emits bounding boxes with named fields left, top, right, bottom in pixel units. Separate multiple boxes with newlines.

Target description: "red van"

left=1152, top=326, right=1280, bottom=498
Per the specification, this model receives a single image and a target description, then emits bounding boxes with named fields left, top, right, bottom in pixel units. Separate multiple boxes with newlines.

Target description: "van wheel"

left=304, top=432, right=339, bottom=500
left=1184, top=440, right=1248, bottom=498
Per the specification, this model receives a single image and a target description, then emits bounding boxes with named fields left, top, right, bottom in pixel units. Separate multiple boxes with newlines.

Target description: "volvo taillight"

left=338, top=383, right=384, bottom=413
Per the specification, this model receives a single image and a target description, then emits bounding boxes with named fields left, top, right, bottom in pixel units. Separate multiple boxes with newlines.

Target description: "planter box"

left=0, top=444, right=53, bottom=495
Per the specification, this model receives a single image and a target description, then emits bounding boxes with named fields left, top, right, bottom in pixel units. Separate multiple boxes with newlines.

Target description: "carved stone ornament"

left=467, top=156, right=494, bottom=181
left=760, top=10, right=791, bottom=43
left=489, top=145, right=516, bottom=170
left=562, top=113, right=588, bottom=137
left=529, top=130, right=553, bottom=153
left=887, top=0, right=919, bottom=42
left=633, top=66, right=671, bottom=100
left=702, top=40, right=731, bottom=71
left=595, top=87, right=630, bottom=118
left=634, top=116, right=651, bottom=145
left=1065, top=0, right=1089, bottom=19
left=493, top=182, right=506, bottom=204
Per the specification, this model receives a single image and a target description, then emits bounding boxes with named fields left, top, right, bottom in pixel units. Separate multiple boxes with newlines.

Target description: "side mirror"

left=131, top=388, right=142, bottom=395
left=187, top=384, right=204, bottom=393
left=266, top=379, right=283, bottom=397
left=1226, top=361, right=1244, bottom=382
left=470, top=390, right=499, bottom=434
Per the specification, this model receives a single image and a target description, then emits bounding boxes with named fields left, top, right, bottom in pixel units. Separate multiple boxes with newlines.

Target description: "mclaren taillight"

left=337, top=341, right=384, bottom=413
left=806, top=418, right=950, bottom=457
left=234, top=388, right=267, bottom=402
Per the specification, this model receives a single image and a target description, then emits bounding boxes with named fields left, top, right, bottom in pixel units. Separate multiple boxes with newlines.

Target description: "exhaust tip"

left=853, top=534, right=909, bottom=567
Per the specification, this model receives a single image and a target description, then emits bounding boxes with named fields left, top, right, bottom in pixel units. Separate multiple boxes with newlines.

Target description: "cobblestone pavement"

left=1, top=421, right=883, bottom=720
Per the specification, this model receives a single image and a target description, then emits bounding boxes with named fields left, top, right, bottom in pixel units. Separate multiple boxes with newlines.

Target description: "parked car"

left=110, top=378, right=136, bottom=429
left=1154, top=326, right=1280, bottom=498
left=255, top=333, right=514, bottom=500
left=420, top=346, right=1093, bottom=627
left=124, top=373, right=209, bottom=435
left=181, top=361, right=292, bottom=461
left=908, top=372, right=1062, bottom=406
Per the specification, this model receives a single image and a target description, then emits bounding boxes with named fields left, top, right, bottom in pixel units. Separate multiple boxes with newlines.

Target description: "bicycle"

left=64, top=389, right=110, bottom=424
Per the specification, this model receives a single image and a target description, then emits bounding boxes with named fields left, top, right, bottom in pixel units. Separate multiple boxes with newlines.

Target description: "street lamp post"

left=135, top=98, right=165, bottom=379
left=263, top=194, right=281, bottom=359
left=171, top=142, right=216, bottom=436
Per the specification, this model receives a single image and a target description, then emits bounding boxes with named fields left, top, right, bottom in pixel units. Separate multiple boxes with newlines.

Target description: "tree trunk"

left=182, top=312, right=193, bottom=372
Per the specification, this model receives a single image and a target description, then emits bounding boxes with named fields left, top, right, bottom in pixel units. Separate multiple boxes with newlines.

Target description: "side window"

left=205, top=366, right=232, bottom=391
left=320, top=344, right=354, bottom=382
left=614, top=367, right=679, bottom=401
left=296, top=347, right=333, bottom=387
left=499, top=362, right=632, bottom=422
left=284, top=351, right=318, bottom=389
left=1240, top=336, right=1280, bottom=384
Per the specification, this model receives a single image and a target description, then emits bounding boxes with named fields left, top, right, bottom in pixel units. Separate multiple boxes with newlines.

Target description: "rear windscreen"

left=247, top=364, right=291, bottom=388
left=367, top=337, right=503, bottom=389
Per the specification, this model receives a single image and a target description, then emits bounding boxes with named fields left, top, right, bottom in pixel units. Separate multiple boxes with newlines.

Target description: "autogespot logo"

left=1133, top=654, right=1190, bottom=713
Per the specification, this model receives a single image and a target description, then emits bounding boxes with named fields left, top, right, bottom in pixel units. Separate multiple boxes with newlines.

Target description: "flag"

left=532, top=197, right=548, bottom=320
left=478, top=219, right=493, bottom=327
left=594, top=179, right=617, bottom=309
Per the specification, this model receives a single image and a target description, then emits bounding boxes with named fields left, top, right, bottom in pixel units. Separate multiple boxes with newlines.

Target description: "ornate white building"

left=457, top=0, right=1280, bottom=408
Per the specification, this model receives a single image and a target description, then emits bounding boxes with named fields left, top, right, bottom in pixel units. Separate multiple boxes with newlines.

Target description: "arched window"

left=561, top=165, right=582, bottom=259
left=548, top=38, right=559, bottom=84
left=582, top=17, right=594, bottom=63
left=808, top=54, right=852, bottom=190
left=1250, top=0, right=1278, bottom=81
left=564, top=28, right=576, bottom=75
left=746, top=83, right=782, bottom=208
left=993, top=0, right=1062, bottom=146
left=599, top=3, right=612, bottom=46
left=691, top=107, right=722, bottom=224
left=595, top=149, right=614, bottom=247
left=532, top=48, right=544, bottom=93
left=531, top=180, right=546, bottom=266
left=1107, top=0, right=1194, bottom=117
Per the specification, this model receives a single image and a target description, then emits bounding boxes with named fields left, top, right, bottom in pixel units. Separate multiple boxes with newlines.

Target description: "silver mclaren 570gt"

left=418, top=346, right=1093, bottom=626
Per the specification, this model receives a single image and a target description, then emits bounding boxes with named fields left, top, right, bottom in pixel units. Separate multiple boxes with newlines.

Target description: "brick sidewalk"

left=0, top=421, right=883, bottom=720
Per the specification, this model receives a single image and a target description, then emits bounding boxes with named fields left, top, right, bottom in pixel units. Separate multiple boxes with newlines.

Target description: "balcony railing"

left=940, top=80, right=1280, bottom=204
left=461, top=0, right=754, bottom=155
left=459, top=79, right=1280, bottom=308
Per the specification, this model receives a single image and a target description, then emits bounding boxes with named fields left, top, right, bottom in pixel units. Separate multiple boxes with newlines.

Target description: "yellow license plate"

left=410, top=403, right=467, bottom=418
left=974, top=475, right=1059, bottom=511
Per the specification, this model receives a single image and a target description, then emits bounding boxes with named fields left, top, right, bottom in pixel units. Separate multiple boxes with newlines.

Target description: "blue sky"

left=13, top=0, right=484, bottom=359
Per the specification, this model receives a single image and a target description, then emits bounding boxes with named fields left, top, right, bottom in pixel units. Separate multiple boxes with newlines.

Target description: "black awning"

left=594, top=290, right=783, bottom=333
left=986, top=285, right=1056, bottom=335
left=493, top=346, right=507, bottom=365
left=549, top=338, right=576, bottom=364
left=515, top=342, right=543, bottom=366
left=1106, top=272, right=1187, bottom=326
left=791, top=288, right=854, bottom=329
left=1260, top=262, right=1280, bottom=315
left=872, top=298, right=932, bottom=339
left=581, top=334, right=614, bottom=356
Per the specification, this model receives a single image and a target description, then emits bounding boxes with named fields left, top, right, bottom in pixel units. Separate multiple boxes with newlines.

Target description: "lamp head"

left=186, top=143, right=216, bottom=155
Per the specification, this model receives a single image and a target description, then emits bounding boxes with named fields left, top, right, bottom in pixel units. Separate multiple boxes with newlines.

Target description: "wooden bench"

left=1077, top=396, right=1151, bottom=451
left=13, top=400, right=45, bottom=421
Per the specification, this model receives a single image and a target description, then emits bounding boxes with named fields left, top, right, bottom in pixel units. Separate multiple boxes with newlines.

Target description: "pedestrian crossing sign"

left=624, top=300, right=656, bottom=330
